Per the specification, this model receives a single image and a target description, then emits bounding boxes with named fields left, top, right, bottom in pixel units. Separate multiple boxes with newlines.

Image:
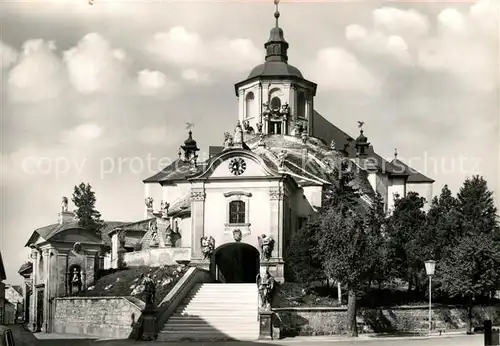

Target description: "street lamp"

left=425, top=260, right=436, bottom=336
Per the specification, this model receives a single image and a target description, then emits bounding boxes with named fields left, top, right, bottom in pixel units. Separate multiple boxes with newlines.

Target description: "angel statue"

left=61, top=196, right=69, bottom=212
left=258, top=234, right=275, bottom=261
left=200, top=236, right=215, bottom=260
left=256, top=269, right=275, bottom=311
left=145, top=197, right=154, bottom=209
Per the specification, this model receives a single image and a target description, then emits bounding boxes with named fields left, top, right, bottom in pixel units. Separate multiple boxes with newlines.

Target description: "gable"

left=50, top=228, right=104, bottom=244
left=194, top=150, right=279, bottom=180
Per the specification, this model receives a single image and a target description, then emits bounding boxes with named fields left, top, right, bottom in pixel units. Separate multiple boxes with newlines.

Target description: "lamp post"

left=424, top=260, right=436, bottom=336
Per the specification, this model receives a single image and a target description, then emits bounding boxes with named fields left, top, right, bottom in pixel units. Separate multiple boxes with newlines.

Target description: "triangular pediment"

left=192, top=149, right=279, bottom=180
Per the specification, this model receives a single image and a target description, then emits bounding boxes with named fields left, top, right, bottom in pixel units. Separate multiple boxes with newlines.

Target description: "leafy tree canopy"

left=72, top=182, right=106, bottom=235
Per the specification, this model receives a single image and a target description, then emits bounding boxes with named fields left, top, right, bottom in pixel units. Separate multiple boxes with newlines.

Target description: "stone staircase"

left=158, top=283, right=259, bottom=341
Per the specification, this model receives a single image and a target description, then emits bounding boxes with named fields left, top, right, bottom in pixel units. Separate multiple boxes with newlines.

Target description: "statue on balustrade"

left=145, top=197, right=154, bottom=209
left=258, top=234, right=275, bottom=261
left=223, top=132, right=234, bottom=149
left=242, top=120, right=255, bottom=134
left=200, top=236, right=215, bottom=260
left=256, top=270, right=275, bottom=311
left=142, top=274, right=156, bottom=308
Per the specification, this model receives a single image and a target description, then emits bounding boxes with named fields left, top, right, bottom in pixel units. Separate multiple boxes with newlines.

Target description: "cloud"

left=137, top=69, right=179, bottom=97
left=307, top=47, right=379, bottom=95
left=346, top=24, right=412, bottom=65
left=344, top=1, right=499, bottom=92
left=63, top=33, right=129, bottom=94
left=417, top=0, right=498, bottom=91
left=372, top=7, right=430, bottom=38
left=181, top=68, right=211, bottom=85
left=0, top=41, right=18, bottom=69
left=60, top=122, right=104, bottom=144
left=146, top=26, right=262, bottom=73
left=136, top=126, right=179, bottom=145
left=8, top=39, right=68, bottom=102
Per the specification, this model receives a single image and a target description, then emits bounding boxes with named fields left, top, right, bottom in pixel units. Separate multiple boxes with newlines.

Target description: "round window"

left=270, top=97, right=281, bottom=110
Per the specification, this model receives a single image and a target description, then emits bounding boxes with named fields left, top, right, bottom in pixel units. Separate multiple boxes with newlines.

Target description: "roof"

left=25, top=220, right=130, bottom=247
left=107, top=218, right=153, bottom=239
left=247, top=61, right=303, bottom=80
left=391, top=158, right=435, bottom=183
left=18, top=262, right=33, bottom=275
left=311, top=111, right=431, bottom=181
left=168, top=194, right=191, bottom=217
left=143, top=159, right=207, bottom=184
left=0, top=251, right=6, bottom=281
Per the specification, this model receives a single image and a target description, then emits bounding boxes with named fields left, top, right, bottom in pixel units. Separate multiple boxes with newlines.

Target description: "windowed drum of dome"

left=270, top=96, right=281, bottom=110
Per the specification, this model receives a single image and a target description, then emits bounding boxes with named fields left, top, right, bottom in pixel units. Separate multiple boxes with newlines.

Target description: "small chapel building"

left=21, top=2, right=434, bottom=333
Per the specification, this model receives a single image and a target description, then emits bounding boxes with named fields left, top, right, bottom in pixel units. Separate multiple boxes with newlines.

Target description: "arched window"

left=229, top=200, right=246, bottom=224
left=297, top=91, right=305, bottom=118
left=245, top=92, right=256, bottom=119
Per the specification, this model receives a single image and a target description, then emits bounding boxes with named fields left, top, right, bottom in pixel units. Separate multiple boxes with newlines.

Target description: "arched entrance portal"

left=211, top=242, right=260, bottom=283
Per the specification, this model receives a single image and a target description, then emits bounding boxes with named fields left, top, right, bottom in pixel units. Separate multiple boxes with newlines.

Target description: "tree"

left=316, top=162, right=382, bottom=337
left=286, top=220, right=325, bottom=287
left=365, top=192, right=389, bottom=288
left=439, top=234, right=500, bottom=334
left=72, top=182, right=106, bottom=235
left=456, top=175, right=499, bottom=237
left=385, top=192, right=428, bottom=294
left=425, top=185, right=461, bottom=261
left=439, top=176, right=500, bottom=334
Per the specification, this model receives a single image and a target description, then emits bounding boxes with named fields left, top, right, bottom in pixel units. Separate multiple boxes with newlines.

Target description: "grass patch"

left=276, top=282, right=500, bottom=308
left=77, top=264, right=188, bottom=306
left=277, top=282, right=342, bottom=307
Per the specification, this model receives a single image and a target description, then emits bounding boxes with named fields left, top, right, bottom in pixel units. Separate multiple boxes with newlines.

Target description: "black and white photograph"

left=0, top=0, right=499, bottom=345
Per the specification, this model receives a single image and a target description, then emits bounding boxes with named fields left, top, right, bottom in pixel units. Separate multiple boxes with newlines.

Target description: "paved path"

left=2, top=324, right=487, bottom=346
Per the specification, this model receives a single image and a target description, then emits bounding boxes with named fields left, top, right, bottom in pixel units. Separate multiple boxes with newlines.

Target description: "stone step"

left=159, top=330, right=259, bottom=337
left=167, top=317, right=258, bottom=324
left=180, top=303, right=257, bottom=306
left=164, top=324, right=259, bottom=330
left=176, top=312, right=257, bottom=317
left=157, top=333, right=258, bottom=341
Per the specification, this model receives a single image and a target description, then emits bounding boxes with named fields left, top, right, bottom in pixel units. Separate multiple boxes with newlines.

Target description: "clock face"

left=229, top=157, right=247, bottom=176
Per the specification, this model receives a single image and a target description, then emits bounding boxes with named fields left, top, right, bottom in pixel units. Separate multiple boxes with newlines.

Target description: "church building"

left=21, top=2, right=433, bottom=334
left=141, top=3, right=434, bottom=283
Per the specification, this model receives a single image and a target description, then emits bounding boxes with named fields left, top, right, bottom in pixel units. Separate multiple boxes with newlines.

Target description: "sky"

left=0, top=0, right=498, bottom=284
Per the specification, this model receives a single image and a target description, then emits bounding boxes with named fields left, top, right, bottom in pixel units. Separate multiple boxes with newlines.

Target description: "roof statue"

left=61, top=196, right=69, bottom=212
left=357, top=121, right=365, bottom=129
left=394, top=148, right=398, bottom=159
left=233, top=121, right=244, bottom=147
left=145, top=197, right=154, bottom=209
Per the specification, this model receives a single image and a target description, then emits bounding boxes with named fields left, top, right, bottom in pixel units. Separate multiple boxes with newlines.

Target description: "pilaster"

left=269, top=186, right=284, bottom=259
left=190, top=187, right=206, bottom=260
left=29, top=249, right=38, bottom=331
left=42, top=248, right=51, bottom=332
left=238, top=89, right=245, bottom=122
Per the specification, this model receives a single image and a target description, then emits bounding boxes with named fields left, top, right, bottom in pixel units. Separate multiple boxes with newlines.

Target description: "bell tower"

left=234, top=0, right=317, bottom=138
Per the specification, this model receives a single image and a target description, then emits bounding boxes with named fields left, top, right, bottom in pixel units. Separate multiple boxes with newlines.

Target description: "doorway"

left=212, top=242, right=260, bottom=283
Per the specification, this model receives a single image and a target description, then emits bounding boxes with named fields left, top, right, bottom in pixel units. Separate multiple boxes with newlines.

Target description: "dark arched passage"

left=211, top=242, right=260, bottom=283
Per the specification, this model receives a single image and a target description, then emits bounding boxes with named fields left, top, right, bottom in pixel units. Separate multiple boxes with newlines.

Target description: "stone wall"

left=123, top=247, right=190, bottom=267
left=53, top=296, right=145, bottom=338
left=274, top=305, right=500, bottom=337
